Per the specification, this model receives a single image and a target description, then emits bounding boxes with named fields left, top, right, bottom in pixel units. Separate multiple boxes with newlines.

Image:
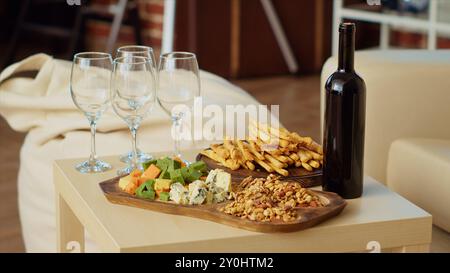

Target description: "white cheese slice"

left=213, top=191, right=227, bottom=203
left=214, top=170, right=232, bottom=193
left=188, top=180, right=208, bottom=205
left=205, top=169, right=232, bottom=193
left=118, top=175, right=132, bottom=191
left=169, top=183, right=189, bottom=205
left=205, top=169, right=219, bottom=187
left=204, top=169, right=232, bottom=203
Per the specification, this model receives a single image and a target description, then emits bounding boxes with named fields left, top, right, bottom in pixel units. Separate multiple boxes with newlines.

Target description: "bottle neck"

left=338, top=29, right=355, bottom=72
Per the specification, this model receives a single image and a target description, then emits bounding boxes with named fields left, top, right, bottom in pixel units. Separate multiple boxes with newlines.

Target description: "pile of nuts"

left=220, top=174, right=324, bottom=222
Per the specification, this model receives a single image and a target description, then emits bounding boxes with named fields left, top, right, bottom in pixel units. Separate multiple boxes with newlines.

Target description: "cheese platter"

left=99, top=122, right=346, bottom=233
left=99, top=156, right=346, bottom=233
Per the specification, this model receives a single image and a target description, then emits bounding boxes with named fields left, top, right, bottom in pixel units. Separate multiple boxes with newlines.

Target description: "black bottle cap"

left=339, top=22, right=356, bottom=33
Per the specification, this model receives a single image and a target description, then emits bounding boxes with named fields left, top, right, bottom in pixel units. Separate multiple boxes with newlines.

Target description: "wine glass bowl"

left=157, top=52, right=201, bottom=159
left=116, top=45, right=156, bottom=68
left=111, top=56, right=156, bottom=175
left=70, top=52, right=113, bottom=173
left=115, top=45, right=156, bottom=163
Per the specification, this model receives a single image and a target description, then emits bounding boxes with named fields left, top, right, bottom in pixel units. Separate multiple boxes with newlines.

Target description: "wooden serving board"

left=99, top=177, right=346, bottom=233
left=196, top=153, right=322, bottom=188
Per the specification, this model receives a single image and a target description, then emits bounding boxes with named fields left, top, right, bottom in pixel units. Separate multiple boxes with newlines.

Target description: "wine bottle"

left=323, top=23, right=366, bottom=199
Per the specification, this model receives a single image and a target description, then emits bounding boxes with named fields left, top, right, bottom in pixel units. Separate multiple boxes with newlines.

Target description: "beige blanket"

left=0, top=54, right=260, bottom=252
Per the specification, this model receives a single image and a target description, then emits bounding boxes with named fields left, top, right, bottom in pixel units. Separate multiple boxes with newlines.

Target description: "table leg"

left=56, top=193, right=85, bottom=253
left=390, top=244, right=430, bottom=253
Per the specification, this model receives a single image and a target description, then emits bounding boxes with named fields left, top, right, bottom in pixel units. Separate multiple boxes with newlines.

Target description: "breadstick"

left=291, top=133, right=313, bottom=145
left=246, top=140, right=265, bottom=160
left=263, top=157, right=289, bottom=176
left=236, top=140, right=254, bottom=161
left=267, top=126, right=291, bottom=141
left=201, top=150, right=228, bottom=167
left=246, top=161, right=255, bottom=171
left=275, top=155, right=289, bottom=163
left=287, top=144, right=298, bottom=151
left=306, top=150, right=323, bottom=161
left=257, top=121, right=287, bottom=139
left=210, top=144, right=229, bottom=159
left=250, top=121, right=273, bottom=144
left=289, top=153, right=300, bottom=162
left=230, top=148, right=243, bottom=161
left=264, top=154, right=285, bottom=169
left=202, top=120, right=323, bottom=175
left=270, top=165, right=289, bottom=176
left=223, top=137, right=235, bottom=151
left=303, top=140, right=323, bottom=155
left=308, top=160, right=320, bottom=169
left=226, top=159, right=241, bottom=171
left=279, top=139, right=290, bottom=148
left=285, top=156, right=294, bottom=166
left=248, top=125, right=259, bottom=141
left=298, top=149, right=312, bottom=163
left=301, top=162, right=313, bottom=172
left=255, top=159, right=274, bottom=173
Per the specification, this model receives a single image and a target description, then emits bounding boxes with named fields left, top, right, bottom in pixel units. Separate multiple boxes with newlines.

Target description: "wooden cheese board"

left=196, top=153, right=322, bottom=188
left=99, top=176, right=346, bottom=233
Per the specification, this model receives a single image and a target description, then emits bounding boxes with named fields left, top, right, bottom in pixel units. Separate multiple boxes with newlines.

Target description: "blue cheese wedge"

left=206, top=169, right=232, bottom=193
left=206, top=191, right=214, bottom=204
left=188, top=180, right=208, bottom=205
left=213, top=191, right=228, bottom=203
left=169, top=183, right=189, bottom=205
left=205, top=169, right=232, bottom=203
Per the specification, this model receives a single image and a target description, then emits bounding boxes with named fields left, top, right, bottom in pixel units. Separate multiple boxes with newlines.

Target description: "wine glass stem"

left=173, top=117, right=182, bottom=158
left=89, top=120, right=98, bottom=165
left=130, top=131, right=140, bottom=155
left=130, top=127, right=139, bottom=170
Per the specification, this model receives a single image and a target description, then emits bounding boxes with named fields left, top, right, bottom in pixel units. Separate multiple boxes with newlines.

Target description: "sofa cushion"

left=387, top=138, right=450, bottom=232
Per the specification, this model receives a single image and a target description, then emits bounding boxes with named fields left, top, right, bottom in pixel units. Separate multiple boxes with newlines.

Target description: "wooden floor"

left=234, top=75, right=321, bottom=141
left=0, top=75, right=448, bottom=252
left=0, top=116, right=25, bottom=252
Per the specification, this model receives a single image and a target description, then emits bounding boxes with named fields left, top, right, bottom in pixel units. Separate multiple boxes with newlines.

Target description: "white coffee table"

left=53, top=150, right=432, bottom=253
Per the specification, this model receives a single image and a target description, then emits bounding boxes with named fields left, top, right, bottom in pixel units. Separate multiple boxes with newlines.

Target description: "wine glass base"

left=119, top=150, right=153, bottom=163
left=75, top=159, right=112, bottom=174
left=117, top=164, right=144, bottom=176
left=172, top=155, right=191, bottom=166
left=117, top=166, right=132, bottom=176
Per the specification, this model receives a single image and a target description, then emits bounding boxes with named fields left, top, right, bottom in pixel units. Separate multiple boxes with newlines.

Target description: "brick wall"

left=390, top=29, right=450, bottom=49
left=85, top=0, right=164, bottom=53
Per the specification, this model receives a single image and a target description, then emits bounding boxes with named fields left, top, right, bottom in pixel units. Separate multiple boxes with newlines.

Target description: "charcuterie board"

left=100, top=176, right=346, bottom=233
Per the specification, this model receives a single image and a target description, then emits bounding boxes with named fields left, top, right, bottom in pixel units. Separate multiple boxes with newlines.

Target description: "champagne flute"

left=115, top=45, right=156, bottom=164
left=111, top=56, right=156, bottom=175
left=70, top=52, right=113, bottom=173
left=157, top=52, right=201, bottom=160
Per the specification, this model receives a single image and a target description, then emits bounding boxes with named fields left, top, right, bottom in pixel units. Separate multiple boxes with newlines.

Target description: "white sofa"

left=320, top=50, right=450, bottom=233
left=0, top=54, right=261, bottom=252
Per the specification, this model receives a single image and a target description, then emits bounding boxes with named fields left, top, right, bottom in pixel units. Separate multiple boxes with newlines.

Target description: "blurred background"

left=2, top=0, right=450, bottom=76
left=1, top=0, right=450, bottom=252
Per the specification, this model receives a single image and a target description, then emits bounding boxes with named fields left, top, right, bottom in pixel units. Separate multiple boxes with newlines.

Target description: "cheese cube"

left=154, top=179, right=172, bottom=194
